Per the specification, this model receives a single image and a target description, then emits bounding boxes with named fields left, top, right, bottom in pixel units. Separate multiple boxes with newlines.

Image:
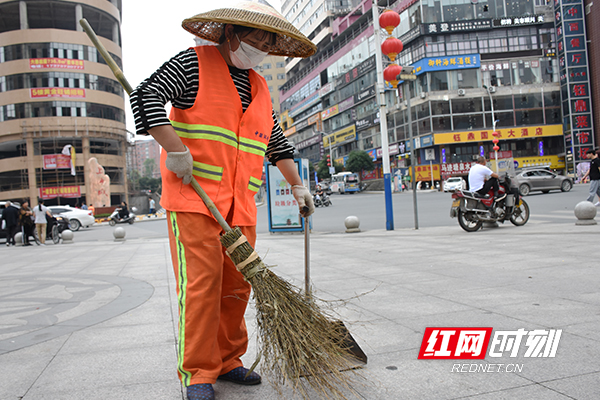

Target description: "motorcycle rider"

left=314, top=185, right=324, bottom=203
left=468, top=156, right=506, bottom=201
left=118, top=201, right=129, bottom=221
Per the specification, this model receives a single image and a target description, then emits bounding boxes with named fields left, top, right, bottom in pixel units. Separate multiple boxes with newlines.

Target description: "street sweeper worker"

left=130, top=2, right=316, bottom=400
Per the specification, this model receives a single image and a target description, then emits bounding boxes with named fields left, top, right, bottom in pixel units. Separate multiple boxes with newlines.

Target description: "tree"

left=316, top=153, right=343, bottom=180
left=345, top=150, right=375, bottom=176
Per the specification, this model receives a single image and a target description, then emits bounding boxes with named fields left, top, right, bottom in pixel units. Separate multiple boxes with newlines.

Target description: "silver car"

left=513, top=168, right=573, bottom=196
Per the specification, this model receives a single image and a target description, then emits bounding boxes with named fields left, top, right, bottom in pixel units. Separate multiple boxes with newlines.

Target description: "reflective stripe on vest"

left=171, top=121, right=267, bottom=158
left=192, top=161, right=223, bottom=181
left=248, top=176, right=262, bottom=192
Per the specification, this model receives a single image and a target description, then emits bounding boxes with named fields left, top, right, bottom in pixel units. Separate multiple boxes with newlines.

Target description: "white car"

left=443, top=177, right=466, bottom=192
left=47, top=206, right=95, bottom=231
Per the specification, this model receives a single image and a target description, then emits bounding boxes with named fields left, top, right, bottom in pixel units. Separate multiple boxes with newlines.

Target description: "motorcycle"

left=46, top=215, right=71, bottom=244
left=313, top=192, right=332, bottom=207
left=450, top=174, right=530, bottom=232
left=108, top=207, right=136, bottom=226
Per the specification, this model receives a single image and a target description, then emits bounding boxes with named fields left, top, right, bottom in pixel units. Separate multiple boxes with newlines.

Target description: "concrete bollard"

left=574, top=201, right=597, bottom=225
left=61, top=229, right=74, bottom=244
left=344, top=216, right=361, bottom=233
left=113, top=227, right=126, bottom=241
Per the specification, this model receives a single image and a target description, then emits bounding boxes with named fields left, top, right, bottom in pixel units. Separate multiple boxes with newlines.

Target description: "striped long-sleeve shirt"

left=130, top=48, right=295, bottom=164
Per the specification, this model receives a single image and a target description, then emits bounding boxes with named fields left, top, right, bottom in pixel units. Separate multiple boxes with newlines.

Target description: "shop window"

left=452, top=98, right=483, bottom=113
left=432, top=116, right=450, bottom=132
left=453, top=114, right=484, bottom=130
left=431, top=100, right=450, bottom=114
left=430, top=71, right=448, bottom=91
left=545, top=108, right=561, bottom=124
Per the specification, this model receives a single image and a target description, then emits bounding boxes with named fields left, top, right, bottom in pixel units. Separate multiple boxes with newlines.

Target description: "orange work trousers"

left=167, top=211, right=254, bottom=386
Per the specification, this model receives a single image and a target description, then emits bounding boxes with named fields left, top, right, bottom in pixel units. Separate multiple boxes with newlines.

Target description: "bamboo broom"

left=80, top=19, right=364, bottom=399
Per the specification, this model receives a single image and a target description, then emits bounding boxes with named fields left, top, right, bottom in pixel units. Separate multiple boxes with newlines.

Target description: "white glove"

left=291, top=185, right=315, bottom=217
left=165, top=146, right=193, bottom=185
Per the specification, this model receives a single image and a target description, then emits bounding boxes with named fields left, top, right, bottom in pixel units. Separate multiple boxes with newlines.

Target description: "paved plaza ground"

left=1, top=214, right=599, bottom=399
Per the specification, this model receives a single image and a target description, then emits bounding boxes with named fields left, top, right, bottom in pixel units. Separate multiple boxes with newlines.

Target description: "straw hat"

left=182, top=1, right=317, bottom=58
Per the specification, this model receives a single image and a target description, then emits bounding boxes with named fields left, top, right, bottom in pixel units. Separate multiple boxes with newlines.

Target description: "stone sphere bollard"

left=14, top=232, right=24, bottom=246
left=574, top=201, right=597, bottom=225
left=344, top=215, right=361, bottom=233
left=61, top=229, right=74, bottom=244
left=113, top=227, right=126, bottom=241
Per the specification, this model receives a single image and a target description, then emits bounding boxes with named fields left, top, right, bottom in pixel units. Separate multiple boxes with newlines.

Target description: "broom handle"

left=79, top=18, right=233, bottom=233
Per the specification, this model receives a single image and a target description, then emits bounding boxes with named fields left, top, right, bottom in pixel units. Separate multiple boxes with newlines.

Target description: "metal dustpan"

left=303, top=216, right=367, bottom=367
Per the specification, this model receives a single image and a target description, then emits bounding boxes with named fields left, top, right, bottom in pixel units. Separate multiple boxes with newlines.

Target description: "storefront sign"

left=354, top=85, right=376, bottom=103
left=30, top=88, right=85, bottom=98
left=434, top=124, right=563, bottom=145
left=323, top=125, right=356, bottom=147
left=319, top=82, right=335, bottom=97
left=43, top=154, right=72, bottom=170
left=338, top=96, right=355, bottom=112
left=555, top=0, right=594, bottom=167
left=307, top=113, right=321, bottom=125
left=295, top=134, right=321, bottom=150
left=39, top=186, right=81, bottom=200
left=335, top=56, right=376, bottom=89
left=426, top=19, right=491, bottom=35
left=412, top=54, right=480, bottom=76
left=492, top=15, right=545, bottom=27
left=441, top=162, right=475, bottom=176
left=321, top=104, right=339, bottom=121
left=283, top=126, right=296, bottom=137
left=30, top=58, right=84, bottom=70
left=513, top=155, right=565, bottom=169
left=376, top=143, right=399, bottom=158
left=295, top=119, right=309, bottom=131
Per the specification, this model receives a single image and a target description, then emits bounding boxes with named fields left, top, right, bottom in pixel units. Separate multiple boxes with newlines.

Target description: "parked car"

left=513, top=169, right=573, bottom=196
left=47, top=205, right=95, bottom=231
left=443, top=177, right=466, bottom=192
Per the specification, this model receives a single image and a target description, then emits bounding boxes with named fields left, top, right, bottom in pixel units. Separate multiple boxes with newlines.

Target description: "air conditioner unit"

left=488, top=86, right=497, bottom=93
left=420, top=92, right=426, bottom=99
left=458, top=89, right=466, bottom=96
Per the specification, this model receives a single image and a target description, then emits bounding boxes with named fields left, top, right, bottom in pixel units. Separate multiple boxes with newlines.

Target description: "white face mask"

left=229, top=34, right=268, bottom=70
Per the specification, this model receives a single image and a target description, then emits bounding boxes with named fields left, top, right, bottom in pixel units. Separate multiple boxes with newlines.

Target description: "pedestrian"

left=581, top=149, right=600, bottom=205
left=32, top=199, right=52, bottom=245
left=129, top=2, right=315, bottom=399
left=2, top=201, right=20, bottom=246
left=148, top=197, right=156, bottom=216
left=19, top=201, right=35, bottom=246
left=81, top=203, right=88, bottom=210
left=88, top=204, right=95, bottom=219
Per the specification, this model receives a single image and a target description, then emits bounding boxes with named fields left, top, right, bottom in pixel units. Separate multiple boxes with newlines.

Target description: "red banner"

left=43, top=154, right=72, bottom=170
left=30, top=58, right=84, bottom=70
left=31, top=88, right=85, bottom=98
left=39, top=186, right=81, bottom=200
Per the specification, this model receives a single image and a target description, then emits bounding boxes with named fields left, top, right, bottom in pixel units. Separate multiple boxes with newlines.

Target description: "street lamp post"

left=399, top=69, right=419, bottom=229
left=483, top=84, right=500, bottom=172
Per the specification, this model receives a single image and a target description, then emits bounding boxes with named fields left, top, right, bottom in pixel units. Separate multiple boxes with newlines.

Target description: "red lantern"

left=493, top=146, right=500, bottom=151
left=379, top=9, right=400, bottom=36
left=492, top=131, right=500, bottom=137
left=383, top=64, right=403, bottom=88
left=492, top=138, right=499, bottom=144
left=381, top=37, right=404, bottom=62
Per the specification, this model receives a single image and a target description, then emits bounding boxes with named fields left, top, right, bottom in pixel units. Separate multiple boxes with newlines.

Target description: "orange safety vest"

left=160, top=46, right=274, bottom=226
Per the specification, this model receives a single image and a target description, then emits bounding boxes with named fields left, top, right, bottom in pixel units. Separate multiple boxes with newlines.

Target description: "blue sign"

left=412, top=54, right=480, bottom=76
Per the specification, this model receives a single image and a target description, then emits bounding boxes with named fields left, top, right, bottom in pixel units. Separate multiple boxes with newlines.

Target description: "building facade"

left=127, top=138, right=161, bottom=179
left=0, top=0, right=129, bottom=205
left=279, top=0, right=594, bottom=186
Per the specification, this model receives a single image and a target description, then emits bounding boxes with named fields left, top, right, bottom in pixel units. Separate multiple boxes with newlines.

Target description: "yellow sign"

left=323, top=125, right=356, bottom=147
left=321, top=105, right=339, bottom=121
left=280, top=110, right=293, bottom=129
left=434, top=124, right=563, bottom=145
left=514, top=155, right=565, bottom=170
left=409, top=164, right=441, bottom=182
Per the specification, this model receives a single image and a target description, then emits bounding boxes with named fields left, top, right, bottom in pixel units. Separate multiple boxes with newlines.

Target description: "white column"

left=19, top=1, right=28, bottom=30
left=76, top=5, right=83, bottom=32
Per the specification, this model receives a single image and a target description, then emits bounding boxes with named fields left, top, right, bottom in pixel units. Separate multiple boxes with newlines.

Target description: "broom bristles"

left=221, top=227, right=363, bottom=399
